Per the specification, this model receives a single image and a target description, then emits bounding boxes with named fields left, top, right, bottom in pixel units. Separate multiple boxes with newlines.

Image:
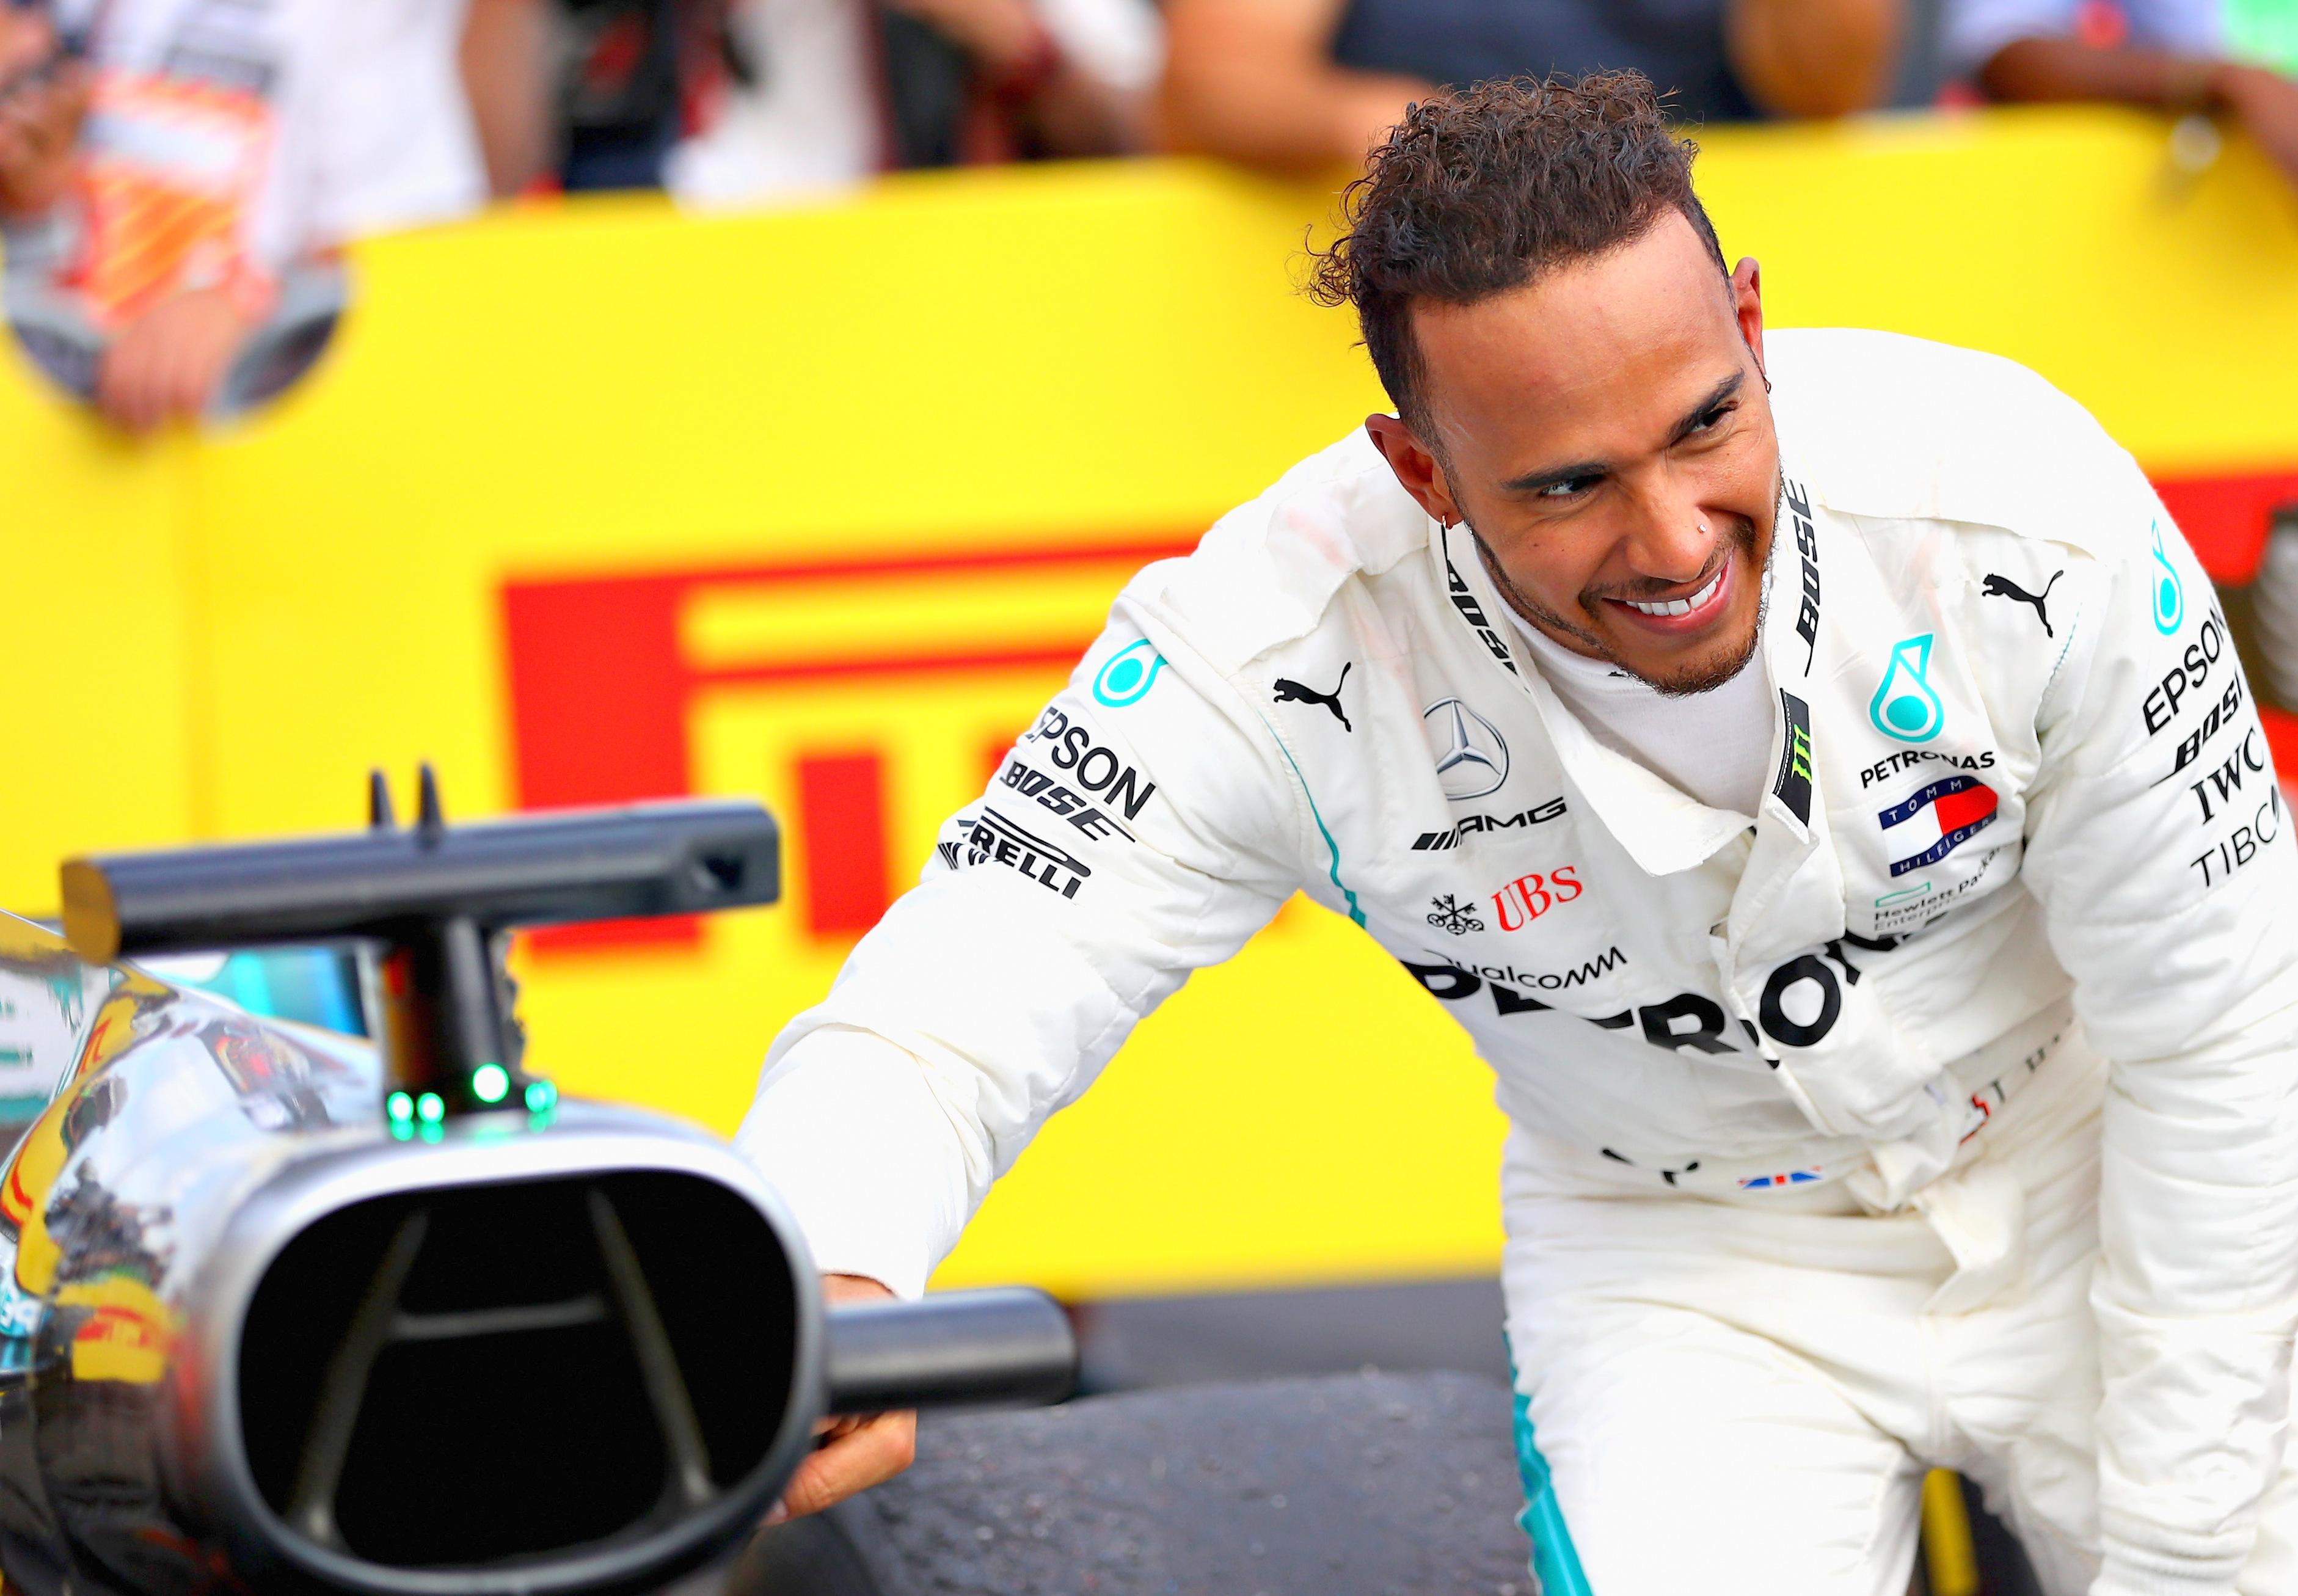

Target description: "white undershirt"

left=1503, top=603, right=1776, bottom=820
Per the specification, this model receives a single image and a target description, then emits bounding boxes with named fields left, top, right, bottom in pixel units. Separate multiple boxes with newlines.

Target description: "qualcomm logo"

left=1423, top=699, right=1509, bottom=800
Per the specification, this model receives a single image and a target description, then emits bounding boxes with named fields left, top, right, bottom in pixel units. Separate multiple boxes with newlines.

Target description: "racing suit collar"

left=1437, top=519, right=1825, bottom=879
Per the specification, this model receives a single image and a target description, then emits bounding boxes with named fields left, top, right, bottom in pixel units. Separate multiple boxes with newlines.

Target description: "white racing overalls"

left=743, top=330, right=2298, bottom=1595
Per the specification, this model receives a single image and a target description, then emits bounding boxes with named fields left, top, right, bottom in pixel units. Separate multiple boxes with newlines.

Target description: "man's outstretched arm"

left=740, top=610, right=1308, bottom=1510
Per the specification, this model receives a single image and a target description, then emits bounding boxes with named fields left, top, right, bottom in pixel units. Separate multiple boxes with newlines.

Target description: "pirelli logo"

left=502, top=536, right=1194, bottom=950
left=945, top=809, right=1092, bottom=898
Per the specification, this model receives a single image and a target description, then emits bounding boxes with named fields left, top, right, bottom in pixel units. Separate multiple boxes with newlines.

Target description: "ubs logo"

left=1423, top=699, right=1509, bottom=800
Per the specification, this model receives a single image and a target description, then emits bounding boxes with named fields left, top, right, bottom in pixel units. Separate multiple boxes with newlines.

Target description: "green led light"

left=386, top=1091, right=414, bottom=1123
left=419, top=1123, right=443, bottom=1144
left=524, top=1080, right=557, bottom=1113
left=390, top=1120, right=413, bottom=1142
left=472, top=1063, right=510, bottom=1104
left=416, top=1092, right=445, bottom=1124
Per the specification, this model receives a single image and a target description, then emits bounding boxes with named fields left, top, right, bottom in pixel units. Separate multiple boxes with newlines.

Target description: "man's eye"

left=1536, top=476, right=1595, bottom=500
left=1687, top=403, right=1736, bottom=435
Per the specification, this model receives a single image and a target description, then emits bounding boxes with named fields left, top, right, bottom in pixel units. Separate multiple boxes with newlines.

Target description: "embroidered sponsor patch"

left=1878, top=774, right=1998, bottom=877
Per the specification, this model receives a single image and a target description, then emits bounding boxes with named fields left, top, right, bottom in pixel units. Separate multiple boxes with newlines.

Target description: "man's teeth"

left=1625, top=568, right=1724, bottom=617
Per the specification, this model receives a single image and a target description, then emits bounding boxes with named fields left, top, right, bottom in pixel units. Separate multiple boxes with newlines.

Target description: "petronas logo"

left=1869, top=634, right=1944, bottom=743
left=2150, top=520, right=2184, bottom=635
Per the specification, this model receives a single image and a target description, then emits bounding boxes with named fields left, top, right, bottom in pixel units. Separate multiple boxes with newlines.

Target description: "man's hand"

left=886, top=0, right=1048, bottom=80
left=1727, top=0, right=1900, bottom=118
left=2212, top=63, right=2298, bottom=191
left=0, top=9, right=88, bottom=218
left=95, top=287, right=261, bottom=434
left=1979, top=40, right=2298, bottom=197
left=1162, top=0, right=1429, bottom=173
left=771, top=1274, right=918, bottom=1522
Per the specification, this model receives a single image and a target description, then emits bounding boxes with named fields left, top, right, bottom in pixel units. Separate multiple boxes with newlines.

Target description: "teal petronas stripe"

left=1268, top=734, right=1365, bottom=927
left=1509, top=1361, right=1592, bottom=1595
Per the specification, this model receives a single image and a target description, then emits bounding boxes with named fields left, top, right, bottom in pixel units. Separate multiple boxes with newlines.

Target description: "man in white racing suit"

left=739, top=71, right=2298, bottom=1595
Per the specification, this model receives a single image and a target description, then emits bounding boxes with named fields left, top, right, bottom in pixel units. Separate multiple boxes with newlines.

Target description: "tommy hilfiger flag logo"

left=1879, top=774, right=2000, bottom=878
left=1740, top=1170, right=1823, bottom=1190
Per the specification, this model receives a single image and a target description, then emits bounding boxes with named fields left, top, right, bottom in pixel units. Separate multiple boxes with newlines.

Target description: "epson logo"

left=2141, top=602, right=2230, bottom=737
left=1021, top=707, right=1158, bottom=820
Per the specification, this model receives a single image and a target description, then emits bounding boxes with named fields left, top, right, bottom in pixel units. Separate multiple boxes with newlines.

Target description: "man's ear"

left=1731, top=257, right=1766, bottom=379
left=1363, top=413, right=1463, bottom=527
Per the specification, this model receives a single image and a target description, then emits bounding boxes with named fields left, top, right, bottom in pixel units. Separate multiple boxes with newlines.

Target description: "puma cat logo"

left=1273, top=663, right=1352, bottom=731
left=1982, top=570, right=2060, bottom=638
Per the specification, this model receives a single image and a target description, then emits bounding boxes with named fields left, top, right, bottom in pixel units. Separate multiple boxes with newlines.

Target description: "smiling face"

left=1365, top=213, right=1781, bottom=696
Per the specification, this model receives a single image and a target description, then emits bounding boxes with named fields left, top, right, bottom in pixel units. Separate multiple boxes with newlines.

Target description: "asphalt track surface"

left=734, top=1370, right=1533, bottom=1596
left=721, top=1275, right=2047, bottom=1595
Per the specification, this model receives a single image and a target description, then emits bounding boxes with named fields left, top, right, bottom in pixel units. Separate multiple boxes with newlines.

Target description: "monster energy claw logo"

left=1869, top=634, right=1944, bottom=743
left=1772, top=691, right=1814, bottom=823
left=2150, top=520, right=2184, bottom=636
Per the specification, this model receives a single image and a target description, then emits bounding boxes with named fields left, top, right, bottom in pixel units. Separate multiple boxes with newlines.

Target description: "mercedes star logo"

left=1423, top=699, right=1509, bottom=800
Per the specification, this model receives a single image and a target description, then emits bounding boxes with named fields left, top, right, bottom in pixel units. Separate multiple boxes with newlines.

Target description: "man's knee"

left=1516, top=1322, right=1920, bottom=1596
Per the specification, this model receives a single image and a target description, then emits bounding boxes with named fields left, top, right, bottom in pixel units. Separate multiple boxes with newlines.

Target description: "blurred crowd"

left=0, top=0, right=2293, bottom=431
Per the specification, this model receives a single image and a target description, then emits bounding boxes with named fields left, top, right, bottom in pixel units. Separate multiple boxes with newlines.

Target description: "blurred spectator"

left=1950, top=0, right=2298, bottom=188
left=0, top=6, right=82, bottom=217
left=556, top=0, right=710, bottom=191
left=665, top=0, right=1160, bottom=208
left=0, top=0, right=543, bottom=432
left=464, top=0, right=555, bottom=197
left=1159, top=0, right=1905, bottom=174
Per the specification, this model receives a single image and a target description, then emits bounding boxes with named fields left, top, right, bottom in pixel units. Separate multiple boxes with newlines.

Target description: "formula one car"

left=0, top=774, right=1074, bottom=1596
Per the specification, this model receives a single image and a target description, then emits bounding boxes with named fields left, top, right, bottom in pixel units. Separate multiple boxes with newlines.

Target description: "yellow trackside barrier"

left=6, top=107, right=2297, bottom=1295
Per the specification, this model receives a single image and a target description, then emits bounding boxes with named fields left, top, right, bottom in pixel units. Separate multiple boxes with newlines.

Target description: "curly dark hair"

left=1305, top=71, right=1729, bottom=434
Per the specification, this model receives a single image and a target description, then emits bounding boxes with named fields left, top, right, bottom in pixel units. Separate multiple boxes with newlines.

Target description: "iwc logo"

left=1423, top=699, right=1509, bottom=800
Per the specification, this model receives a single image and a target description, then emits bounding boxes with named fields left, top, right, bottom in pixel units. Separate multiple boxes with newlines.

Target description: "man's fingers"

left=162, top=343, right=205, bottom=421
left=166, top=327, right=224, bottom=420
left=97, top=338, right=151, bottom=431
left=773, top=1410, right=917, bottom=1520
left=109, top=337, right=169, bottom=432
